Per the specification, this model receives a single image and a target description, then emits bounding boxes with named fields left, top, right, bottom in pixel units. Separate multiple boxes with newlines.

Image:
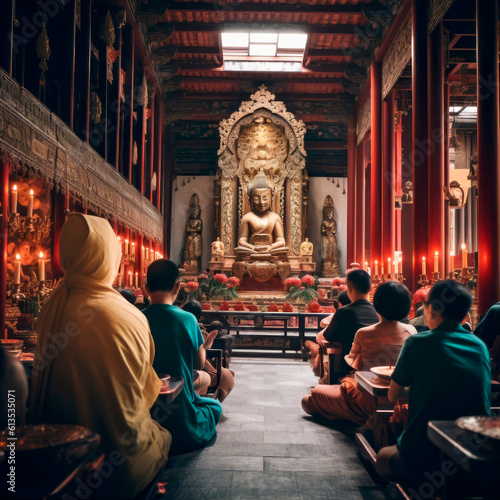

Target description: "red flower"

left=185, top=281, right=199, bottom=291
left=198, top=273, right=209, bottom=280
left=227, top=276, right=240, bottom=288
left=412, top=285, right=431, bottom=304
left=283, top=302, right=294, bottom=312
left=247, top=304, right=258, bottom=311
left=301, top=274, right=315, bottom=286
left=219, top=300, right=229, bottom=311
left=284, top=277, right=302, bottom=289
left=332, top=277, right=345, bottom=287
left=201, top=303, right=211, bottom=310
left=308, top=300, right=322, bottom=312
left=300, top=286, right=305, bottom=290
left=268, top=303, right=279, bottom=312
left=234, top=301, right=245, bottom=311
left=338, top=284, right=347, bottom=292
left=214, top=273, right=229, bottom=283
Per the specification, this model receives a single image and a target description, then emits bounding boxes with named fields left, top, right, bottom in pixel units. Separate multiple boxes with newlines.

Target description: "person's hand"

left=204, top=329, right=218, bottom=349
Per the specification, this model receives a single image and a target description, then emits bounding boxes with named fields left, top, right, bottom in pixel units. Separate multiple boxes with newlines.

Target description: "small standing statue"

left=300, top=238, right=313, bottom=263
left=211, top=237, right=225, bottom=263
left=320, top=196, right=340, bottom=277
left=183, top=194, right=202, bottom=273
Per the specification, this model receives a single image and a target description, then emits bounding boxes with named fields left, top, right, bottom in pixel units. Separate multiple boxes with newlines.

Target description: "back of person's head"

left=426, top=279, right=473, bottom=322
left=415, top=306, right=424, bottom=318
left=346, top=269, right=371, bottom=294
left=373, top=281, right=412, bottom=321
left=182, top=300, right=202, bottom=321
left=146, top=259, right=180, bottom=292
left=338, top=290, right=351, bottom=307
left=120, top=289, right=136, bottom=305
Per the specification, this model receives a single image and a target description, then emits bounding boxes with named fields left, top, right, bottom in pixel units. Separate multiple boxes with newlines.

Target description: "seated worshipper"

left=376, top=280, right=491, bottom=485
left=143, top=260, right=222, bottom=455
left=31, top=214, right=171, bottom=498
left=182, top=301, right=235, bottom=402
left=302, top=281, right=415, bottom=423
left=322, top=270, right=379, bottom=378
left=305, top=290, right=352, bottom=377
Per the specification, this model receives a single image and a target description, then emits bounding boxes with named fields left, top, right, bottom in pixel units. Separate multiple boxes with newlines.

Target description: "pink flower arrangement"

left=301, top=274, right=316, bottom=286
left=332, top=277, right=345, bottom=287
left=227, top=276, right=241, bottom=288
left=214, top=273, right=229, bottom=283
left=283, top=302, right=294, bottom=312
left=198, top=273, right=209, bottom=280
left=284, top=277, right=302, bottom=289
left=300, top=286, right=305, bottom=290
left=185, top=281, right=199, bottom=292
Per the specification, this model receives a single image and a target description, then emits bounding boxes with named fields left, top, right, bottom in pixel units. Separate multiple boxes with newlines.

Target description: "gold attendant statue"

left=235, top=170, right=288, bottom=259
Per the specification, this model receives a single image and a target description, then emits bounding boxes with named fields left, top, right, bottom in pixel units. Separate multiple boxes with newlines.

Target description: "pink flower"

left=185, top=281, right=199, bottom=291
left=214, top=273, right=229, bottom=283
left=283, top=302, right=294, bottom=312
left=247, top=304, right=258, bottom=311
left=219, top=300, right=229, bottom=311
left=332, top=277, right=345, bottom=287
left=227, top=276, right=240, bottom=288
left=198, top=273, right=209, bottom=280
left=301, top=275, right=315, bottom=286
left=308, top=300, right=322, bottom=312
left=338, top=284, right=347, bottom=292
left=234, top=301, right=245, bottom=311
left=284, top=277, right=302, bottom=289
left=412, top=285, right=431, bottom=304
left=201, top=303, right=211, bottom=310
left=268, top=303, right=279, bottom=312
left=300, top=286, right=305, bottom=290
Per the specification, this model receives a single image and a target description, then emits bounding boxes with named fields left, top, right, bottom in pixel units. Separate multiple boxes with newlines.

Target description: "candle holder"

left=371, top=274, right=381, bottom=286
left=395, top=273, right=406, bottom=284
left=8, top=212, right=52, bottom=244
left=418, top=274, right=432, bottom=286
left=433, top=272, right=441, bottom=282
left=459, top=268, right=474, bottom=286
left=10, top=283, right=26, bottom=303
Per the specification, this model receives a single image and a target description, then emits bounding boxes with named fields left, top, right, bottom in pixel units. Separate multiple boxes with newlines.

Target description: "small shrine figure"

left=183, top=194, right=202, bottom=273
left=320, top=196, right=340, bottom=277
left=211, top=237, right=225, bottom=263
left=402, top=180, right=413, bottom=203
left=300, top=238, right=313, bottom=263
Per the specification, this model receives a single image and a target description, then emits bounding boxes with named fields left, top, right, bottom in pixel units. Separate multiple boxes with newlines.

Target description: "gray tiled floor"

left=161, top=358, right=395, bottom=500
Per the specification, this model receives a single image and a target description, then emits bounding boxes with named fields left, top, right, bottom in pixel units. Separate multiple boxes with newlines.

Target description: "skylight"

left=221, top=32, right=308, bottom=72
left=449, top=105, right=477, bottom=122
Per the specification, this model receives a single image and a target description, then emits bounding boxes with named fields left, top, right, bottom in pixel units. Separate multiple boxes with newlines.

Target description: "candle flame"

left=435, top=251, right=439, bottom=256
left=461, top=243, right=466, bottom=250
left=132, top=242, right=135, bottom=246
left=135, top=272, right=138, bottom=276
left=29, top=189, right=34, bottom=195
left=125, top=239, right=129, bottom=243
left=128, top=271, right=132, bottom=275
left=39, top=251, right=43, bottom=258
left=142, top=246, right=145, bottom=250
left=12, top=185, right=17, bottom=191
left=15, top=253, right=20, bottom=260
left=375, top=260, right=378, bottom=264
left=117, top=236, right=121, bottom=241
left=422, top=257, right=426, bottom=262
left=388, top=257, right=391, bottom=262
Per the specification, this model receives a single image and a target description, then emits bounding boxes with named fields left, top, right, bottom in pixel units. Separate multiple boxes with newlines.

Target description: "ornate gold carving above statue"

left=321, top=196, right=340, bottom=277
left=300, top=238, right=313, bottom=262
left=183, top=194, right=202, bottom=273
left=210, top=237, right=225, bottom=263
left=235, top=170, right=288, bottom=259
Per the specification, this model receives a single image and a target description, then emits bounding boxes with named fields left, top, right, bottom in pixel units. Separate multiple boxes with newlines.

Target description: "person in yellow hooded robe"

left=31, top=213, right=171, bottom=498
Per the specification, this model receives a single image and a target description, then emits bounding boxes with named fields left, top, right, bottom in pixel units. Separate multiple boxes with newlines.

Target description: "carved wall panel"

left=429, top=0, right=455, bottom=33
left=0, top=68, right=163, bottom=242
left=357, top=97, right=371, bottom=145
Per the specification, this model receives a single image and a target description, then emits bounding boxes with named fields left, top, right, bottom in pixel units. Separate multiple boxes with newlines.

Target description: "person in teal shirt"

left=376, top=280, right=491, bottom=484
left=143, top=259, right=222, bottom=455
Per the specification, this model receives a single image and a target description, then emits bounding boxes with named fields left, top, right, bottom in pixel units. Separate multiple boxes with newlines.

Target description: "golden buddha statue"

left=235, top=170, right=288, bottom=259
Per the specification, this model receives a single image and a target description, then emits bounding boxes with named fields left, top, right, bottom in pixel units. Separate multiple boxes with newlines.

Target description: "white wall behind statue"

left=306, top=177, right=348, bottom=275
left=170, top=176, right=217, bottom=272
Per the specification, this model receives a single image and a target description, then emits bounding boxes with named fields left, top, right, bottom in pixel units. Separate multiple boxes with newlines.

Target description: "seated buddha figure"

left=235, top=170, right=288, bottom=259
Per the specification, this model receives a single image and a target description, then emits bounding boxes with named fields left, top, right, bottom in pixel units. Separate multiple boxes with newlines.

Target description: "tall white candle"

left=434, top=251, right=439, bottom=274
left=38, top=252, right=45, bottom=282
left=461, top=244, right=467, bottom=268
left=131, top=242, right=136, bottom=258
left=14, top=253, right=21, bottom=284
left=388, top=258, right=391, bottom=275
left=27, top=189, right=34, bottom=217
left=10, top=185, right=18, bottom=214
left=422, top=257, right=426, bottom=275
left=374, top=260, right=378, bottom=276
left=381, top=265, right=384, bottom=276
left=364, top=261, right=368, bottom=271
left=124, top=239, right=129, bottom=255
left=128, top=271, right=133, bottom=286
left=118, top=274, right=123, bottom=287
left=134, top=272, right=139, bottom=288
left=142, top=246, right=146, bottom=260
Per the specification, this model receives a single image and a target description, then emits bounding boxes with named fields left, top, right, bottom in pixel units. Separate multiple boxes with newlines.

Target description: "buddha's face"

left=250, top=188, right=272, bottom=214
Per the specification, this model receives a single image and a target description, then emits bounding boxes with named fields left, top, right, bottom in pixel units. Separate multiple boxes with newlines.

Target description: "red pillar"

left=355, top=141, right=365, bottom=266
left=395, top=112, right=403, bottom=252
left=370, top=61, right=383, bottom=268
left=476, top=0, right=500, bottom=314
left=1, top=155, right=9, bottom=339
left=444, top=82, right=450, bottom=276
left=347, top=117, right=357, bottom=265
left=382, top=90, right=395, bottom=264
left=427, top=22, right=445, bottom=277
left=411, top=0, right=429, bottom=288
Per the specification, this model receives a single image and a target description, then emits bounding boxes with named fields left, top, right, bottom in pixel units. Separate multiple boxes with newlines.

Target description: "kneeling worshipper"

left=376, top=280, right=491, bottom=486
left=31, top=214, right=171, bottom=498
left=143, top=260, right=222, bottom=455
left=302, top=281, right=416, bottom=424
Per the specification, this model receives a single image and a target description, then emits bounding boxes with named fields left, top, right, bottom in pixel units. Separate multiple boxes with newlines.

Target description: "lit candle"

left=434, top=251, right=439, bottom=274
left=461, top=244, right=467, bottom=268
left=364, top=261, right=368, bottom=271
left=388, top=257, right=391, bottom=275
left=38, top=251, right=45, bottom=282
left=118, top=274, right=123, bottom=287
left=124, top=239, right=129, bottom=255
left=131, top=242, right=136, bottom=258
left=394, top=259, right=397, bottom=275
left=134, top=272, right=139, bottom=288
left=374, top=260, right=378, bottom=276
left=142, top=245, right=146, bottom=260
left=14, top=253, right=21, bottom=284
left=10, top=185, right=18, bottom=214
left=117, top=236, right=123, bottom=253
left=27, top=189, right=34, bottom=217
left=128, top=271, right=133, bottom=286
left=150, top=249, right=154, bottom=261
left=422, top=257, right=426, bottom=275
left=381, top=265, right=384, bottom=276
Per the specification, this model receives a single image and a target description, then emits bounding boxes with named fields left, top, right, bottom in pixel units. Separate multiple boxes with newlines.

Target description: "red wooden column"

left=1, top=154, right=9, bottom=338
left=347, top=117, right=357, bottom=265
left=355, top=141, right=365, bottom=266
left=139, top=94, right=146, bottom=195
left=476, top=0, right=500, bottom=314
left=395, top=111, right=403, bottom=252
left=148, top=92, right=155, bottom=202
left=370, top=61, right=383, bottom=268
left=163, top=130, right=174, bottom=257
left=427, top=22, right=445, bottom=276
left=154, top=94, right=163, bottom=210
left=443, top=82, right=450, bottom=276
left=411, top=0, right=429, bottom=288
left=382, top=90, right=395, bottom=264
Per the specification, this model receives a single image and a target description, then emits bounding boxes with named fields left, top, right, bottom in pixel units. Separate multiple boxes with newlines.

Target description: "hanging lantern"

left=36, top=24, right=50, bottom=72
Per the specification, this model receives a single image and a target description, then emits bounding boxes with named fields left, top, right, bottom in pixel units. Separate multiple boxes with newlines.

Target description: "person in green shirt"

left=143, top=259, right=222, bottom=455
left=376, top=280, right=491, bottom=485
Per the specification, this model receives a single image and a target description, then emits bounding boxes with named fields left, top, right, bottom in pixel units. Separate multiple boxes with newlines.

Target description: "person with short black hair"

left=376, top=280, right=491, bottom=485
left=120, top=288, right=137, bottom=305
left=143, top=260, right=222, bottom=455
left=337, top=290, right=351, bottom=308
left=302, top=281, right=416, bottom=422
